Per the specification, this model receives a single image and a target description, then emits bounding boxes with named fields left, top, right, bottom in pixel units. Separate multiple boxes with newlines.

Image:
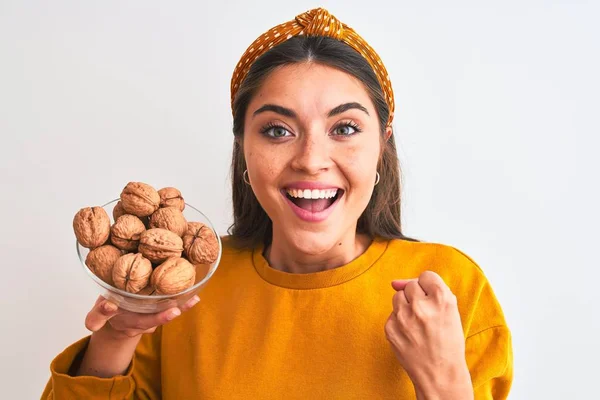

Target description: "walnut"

left=183, top=222, right=219, bottom=264
left=85, top=245, right=122, bottom=286
left=137, top=285, right=156, bottom=296
left=149, top=207, right=187, bottom=237
left=112, top=253, right=153, bottom=293
left=158, top=187, right=185, bottom=211
left=114, top=200, right=149, bottom=227
left=113, top=201, right=126, bottom=221
left=73, top=207, right=111, bottom=249
left=120, top=182, right=160, bottom=217
left=111, top=215, right=146, bottom=251
left=151, top=257, right=196, bottom=295
left=139, top=228, right=184, bottom=263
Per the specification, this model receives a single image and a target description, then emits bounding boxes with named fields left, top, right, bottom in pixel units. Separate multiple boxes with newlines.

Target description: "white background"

left=1, top=1, right=598, bottom=398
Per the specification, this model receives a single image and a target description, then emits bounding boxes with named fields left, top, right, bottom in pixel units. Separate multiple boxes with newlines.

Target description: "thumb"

left=391, top=279, right=415, bottom=291
left=85, top=299, right=119, bottom=332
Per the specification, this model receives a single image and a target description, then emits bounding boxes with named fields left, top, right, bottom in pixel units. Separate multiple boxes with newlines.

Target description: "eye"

left=260, top=123, right=292, bottom=138
left=334, top=125, right=356, bottom=136
left=331, top=121, right=361, bottom=136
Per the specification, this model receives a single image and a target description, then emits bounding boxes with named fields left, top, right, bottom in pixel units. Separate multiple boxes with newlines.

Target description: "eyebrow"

left=252, top=102, right=370, bottom=119
left=328, top=102, right=369, bottom=117
left=253, top=104, right=297, bottom=118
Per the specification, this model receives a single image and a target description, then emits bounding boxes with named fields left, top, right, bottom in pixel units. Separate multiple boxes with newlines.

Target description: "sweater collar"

left=251, top=238, right=389, bottom=290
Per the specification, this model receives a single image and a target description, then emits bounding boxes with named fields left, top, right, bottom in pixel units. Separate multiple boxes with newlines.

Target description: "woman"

left=42, top=8, right=512, bottom=399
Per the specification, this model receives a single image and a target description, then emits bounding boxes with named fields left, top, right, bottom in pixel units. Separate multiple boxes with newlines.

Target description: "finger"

left=85, top=299, right=119, bottom=332
left=418, top=271, right=447, bottom=297
left=180, top=296, right=200, bottom=313
left=92, top=296, right=119, bottom=313
left=391, top=279, right=416, bottom=291
left=392, top=289, right=408, bottom=315
left=403, top=280, right=426, bottom=303
left=384, top=312, right=398, bottom=339
left=109, top=307, right=182, bottom=332
left=93, top=296, right=104, bottom=307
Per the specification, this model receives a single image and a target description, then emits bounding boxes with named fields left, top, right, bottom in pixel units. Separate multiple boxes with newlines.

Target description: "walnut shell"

left=139, top=228, right=184, bottom=263
left=149, top=207, right=187, bottom=237
left=112, top=253, right=153, bottom=293
left=73, top=207, right=111, bottom=249
left=158, top=187, right=185, bottom=211
left=183, top=222, right=219, bottom=264
left=85, top=245, right=122, bottom=286
left=113, top=201, right=126, bottom=221
left=111, top=215, right=146, bottom=251
left=120, top=182, right=160, bottom=217
left=113, top=201, right=150, bottom=225
left=151, top=257, right=196, bottom=295
left=137, top=285, right=156, bottom=296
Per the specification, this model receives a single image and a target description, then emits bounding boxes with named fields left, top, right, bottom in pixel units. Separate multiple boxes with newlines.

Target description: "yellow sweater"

left=42, top=238, right=513, bottom=399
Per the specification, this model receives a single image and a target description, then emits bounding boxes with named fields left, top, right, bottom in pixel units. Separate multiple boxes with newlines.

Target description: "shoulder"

left=212, top=235, right=257, bottom=273
left=199, top=235, right=257, bottom=290
left=219, top=235, right=253, bottom=257
left=384, top=238, right=488, bottom=283
left=383, top=238, right=507, bottom=332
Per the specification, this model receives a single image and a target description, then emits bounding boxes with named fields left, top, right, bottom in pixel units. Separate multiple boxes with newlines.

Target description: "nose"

left=290, top=133, right=333, bottom=175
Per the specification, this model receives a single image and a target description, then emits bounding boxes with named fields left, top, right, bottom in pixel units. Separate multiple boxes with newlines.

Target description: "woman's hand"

left=384, top=271, right=473, bottom=400
left=75, top=295, right=200, bottom=378
left=85, top=295, right=200, bottom=340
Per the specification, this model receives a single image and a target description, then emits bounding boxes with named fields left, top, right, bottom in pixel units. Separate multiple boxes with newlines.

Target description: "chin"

left=281, top=225, right=343, bottom=256
left=266, top=187, right=361, bottom=255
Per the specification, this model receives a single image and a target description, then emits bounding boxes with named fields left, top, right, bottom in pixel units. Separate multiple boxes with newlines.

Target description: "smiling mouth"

left=284, top=188, right=344, bottom=213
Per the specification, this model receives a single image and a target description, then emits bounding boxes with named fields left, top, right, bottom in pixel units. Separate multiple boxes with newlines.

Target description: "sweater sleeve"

left=462, top=274, right=513, bottom=399
left=40, top=328, right=162, bottom=400
left=466, top=325, right=513, bottom=399
left=440, top=246, right=514, bottom=399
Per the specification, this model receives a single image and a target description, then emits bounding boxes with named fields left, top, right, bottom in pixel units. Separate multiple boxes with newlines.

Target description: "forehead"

left=249, top=63, right=374, bottom=114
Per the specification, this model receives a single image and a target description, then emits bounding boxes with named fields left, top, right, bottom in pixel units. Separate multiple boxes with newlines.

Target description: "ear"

left=379, top=126, right=393, bottom=158
left=384, top=126, right=393, bottom=141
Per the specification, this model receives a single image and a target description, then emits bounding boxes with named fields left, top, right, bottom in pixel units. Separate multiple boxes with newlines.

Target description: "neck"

left=265, top=229, right=371, bottom=274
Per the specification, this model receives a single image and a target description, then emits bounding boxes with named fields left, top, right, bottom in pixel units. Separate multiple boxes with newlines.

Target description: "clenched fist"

left=385, top=271, right=473, bottom=399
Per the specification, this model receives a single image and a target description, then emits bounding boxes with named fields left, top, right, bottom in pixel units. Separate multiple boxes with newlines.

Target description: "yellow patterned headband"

left=230, top=7, right=395, bottom=127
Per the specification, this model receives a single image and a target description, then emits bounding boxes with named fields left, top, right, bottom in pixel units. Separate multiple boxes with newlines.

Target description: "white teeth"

left=286, top=188, right=339, bottom=199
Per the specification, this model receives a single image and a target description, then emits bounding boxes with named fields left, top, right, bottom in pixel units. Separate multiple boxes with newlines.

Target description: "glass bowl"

left=76, top=199, right=222, bottom=314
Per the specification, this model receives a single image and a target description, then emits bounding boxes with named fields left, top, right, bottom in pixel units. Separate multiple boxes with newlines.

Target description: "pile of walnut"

left=72, top=182, right=219, bottom=296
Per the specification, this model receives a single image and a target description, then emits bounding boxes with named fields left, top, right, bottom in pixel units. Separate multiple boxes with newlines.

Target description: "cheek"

left=248, top=152, right=276, bottom=181
left=244, top=140, right=285, bottom=188
left=339, top=142, right=380, bottom=186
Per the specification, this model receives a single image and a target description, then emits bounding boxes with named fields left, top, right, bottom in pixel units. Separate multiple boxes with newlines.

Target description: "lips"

left=281, top=184, right=344, bottom=222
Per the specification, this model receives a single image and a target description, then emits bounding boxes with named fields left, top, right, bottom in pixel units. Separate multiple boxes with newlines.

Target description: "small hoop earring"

left=374, top=172, right=380, bottom=186
left=243, top=169, right=250, bottom=185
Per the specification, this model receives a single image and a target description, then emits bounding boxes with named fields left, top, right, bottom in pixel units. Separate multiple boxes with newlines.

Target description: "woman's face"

left=243, top=63, right=383, bottom=254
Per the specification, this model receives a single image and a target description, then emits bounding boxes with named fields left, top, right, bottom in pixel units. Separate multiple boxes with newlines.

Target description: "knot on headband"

left=231, top=8, right=395, bottom=126
left=295, top=8, right=345, bottom=40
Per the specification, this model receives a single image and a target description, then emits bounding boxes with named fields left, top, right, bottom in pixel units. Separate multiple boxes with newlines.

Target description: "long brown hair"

left=228, top=36, right=417, bottom=248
